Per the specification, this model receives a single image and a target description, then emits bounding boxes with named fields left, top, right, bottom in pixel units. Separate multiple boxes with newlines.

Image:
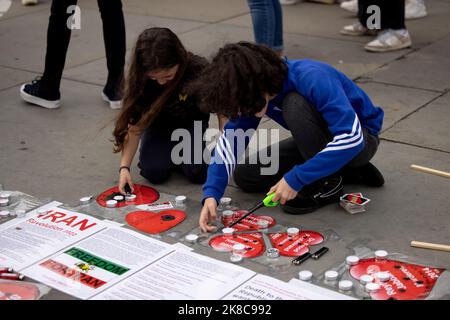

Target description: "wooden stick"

left=410, top=164, right=450, bottom=179
left=411, top=241, right=450, bottom=252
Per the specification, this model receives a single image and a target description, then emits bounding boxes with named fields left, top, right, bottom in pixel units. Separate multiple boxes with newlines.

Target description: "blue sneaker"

left=20, top=78, right=61, bottom=109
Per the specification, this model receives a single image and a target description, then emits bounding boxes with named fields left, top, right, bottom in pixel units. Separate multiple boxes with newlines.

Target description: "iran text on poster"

left=0, top=202, right=105, bottom=271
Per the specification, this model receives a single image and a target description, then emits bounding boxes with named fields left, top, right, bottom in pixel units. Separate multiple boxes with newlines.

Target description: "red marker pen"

left=0, top=273, right=25, bottom=281
left=0, top=267, right=13, bottom=273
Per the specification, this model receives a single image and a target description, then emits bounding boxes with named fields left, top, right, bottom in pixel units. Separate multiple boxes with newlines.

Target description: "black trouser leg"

left=139, top=121, right=209, bottom=185
left=41, top=0, right=78, bottom=93
left=138, top=125, right=174, bottom=184
left=282, top=92, right=380, bottom=168
left=234, top=138, right=304, bottom=193
left=358, top=0, right=405, bottom=30
left=234, top=92, right=379, bottom=192
left=97, top=0, right=126, bottom=89
left=180, top=121, right=209, bottom=184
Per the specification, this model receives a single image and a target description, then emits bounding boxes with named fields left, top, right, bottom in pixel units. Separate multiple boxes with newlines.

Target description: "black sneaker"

left=102, top=81, right=122, bottom=110
left=341, top=162, right=385, bottom=187
left=20, top=78, right=61, bottom=109
left=281, top=175, right=344, bottom=215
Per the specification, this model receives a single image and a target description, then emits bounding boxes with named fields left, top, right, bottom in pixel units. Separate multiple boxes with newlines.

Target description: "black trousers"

left=138, top=121, right=210, bottom=185
left=41, top=0, right=126, bottom=92
left=234, top=92, right=380, bottom=193
left=358, top=0, right=405, bottom=30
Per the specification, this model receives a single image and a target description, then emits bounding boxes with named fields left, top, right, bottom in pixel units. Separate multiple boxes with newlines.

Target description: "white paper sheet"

left=0, top=202, right=105, bottom=271
left=223, top=274, right=355, bottom=300
left=93, top=250, right=256, bottom=300
left=288, top=278, right=356, bottom=300
left=22, top=227, right=174, bottom=300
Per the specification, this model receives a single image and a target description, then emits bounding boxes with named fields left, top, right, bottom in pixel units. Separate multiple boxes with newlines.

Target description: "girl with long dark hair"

left=113, top=27, right=215, bottom=194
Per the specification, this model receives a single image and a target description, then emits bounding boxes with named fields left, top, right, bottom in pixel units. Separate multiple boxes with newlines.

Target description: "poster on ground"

left=0, top=202, right=105, bottom=271
left=22, top=227, right=174, bottom=299
left=92, top=250, right=256, bottom=300
left=224, top=274, right=355, bottom=300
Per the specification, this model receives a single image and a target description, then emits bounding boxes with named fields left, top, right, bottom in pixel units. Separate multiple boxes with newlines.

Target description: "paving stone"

left=365, top=34, right=450, bottom=92
left=355, top=81, right=441, bottom=132
left=0, top=66, right=38, bottom=90
left=179, top=23, right=412, bottom=79
left=381, top=92, right=450, bottom=152
left=79, top=0, right=249, bottom=23
left=0, top=7, right=205, bottom=73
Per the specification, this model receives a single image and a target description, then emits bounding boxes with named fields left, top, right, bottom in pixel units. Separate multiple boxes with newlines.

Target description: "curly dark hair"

left=188, top=42, right=287, bottom=119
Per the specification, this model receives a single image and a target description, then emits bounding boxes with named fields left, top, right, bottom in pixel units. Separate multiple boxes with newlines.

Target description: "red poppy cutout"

left=209, top=232, right=265, bottom=258
left=96, top=184, right=159, bottom=208
left=269, top=231, right=324, bottom=257
left=0, top=282, right=41, bottom=300
left=222, top=210, right=276, bottom=231
left=350, top=258, right=445, bottom=300
left=125, top=210, right=185, bottom=234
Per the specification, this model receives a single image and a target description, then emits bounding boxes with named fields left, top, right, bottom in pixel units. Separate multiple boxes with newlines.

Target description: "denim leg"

left=247, top=0, right=276, bottom=50
left=271, top=0, right=284, bottom=51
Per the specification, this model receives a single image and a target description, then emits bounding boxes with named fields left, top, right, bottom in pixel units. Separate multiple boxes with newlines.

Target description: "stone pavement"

left=0, top=0, right=449, bottom=299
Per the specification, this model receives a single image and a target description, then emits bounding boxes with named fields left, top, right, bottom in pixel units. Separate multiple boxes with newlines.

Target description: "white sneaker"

left=340, top=22, right=378, bottom=36
left=101, top=91, right=122, bottom=110
left=364, top=29, right=412, bottom=52
left=340, top=0, right=358, bottom=13
left=405, top=0, right=427, bottom=20
left=22, top=0, right=39, bottom=6
left=279, top=0, right=300, bottom=5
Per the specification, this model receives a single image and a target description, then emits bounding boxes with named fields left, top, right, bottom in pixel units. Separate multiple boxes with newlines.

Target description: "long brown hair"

left=113, top=27, right=188, bottom=153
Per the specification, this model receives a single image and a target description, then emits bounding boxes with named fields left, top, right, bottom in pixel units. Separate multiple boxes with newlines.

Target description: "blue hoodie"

left=202, top=59, right=384, bottom=204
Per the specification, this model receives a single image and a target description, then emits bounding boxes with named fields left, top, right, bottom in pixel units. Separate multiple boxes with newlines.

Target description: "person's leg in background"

left=340, top=0, right=379, bottom=36
left=97, top=0, right=126, bottom=109
left=271, top=0, right=284, bottom=54
left=20, top=0, right=77, bottom=109
left=247, top=0, right=284, bottom=54
left=362, top=0, right=412, bottom=52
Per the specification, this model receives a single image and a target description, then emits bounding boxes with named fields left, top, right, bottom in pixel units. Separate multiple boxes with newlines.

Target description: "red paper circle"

left=350, top=258, right=445, bottom=300
left=222, top=210, right=276, bottom=231
left=96, top=184, right=159, bottom=208
left=125, top=209, right=186, bottom=234
left=0, top=282, right=41, bottom=300
left=269, top=231, right=324, bottom=257
left=209, top=232, right=265, bottom=258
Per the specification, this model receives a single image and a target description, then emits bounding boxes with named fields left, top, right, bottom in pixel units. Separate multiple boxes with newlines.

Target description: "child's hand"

left=268, top=178, right=297, bottom=205
left=199, top=198, right=218, bottom=233
left=118, top=169, right=134, bottom=195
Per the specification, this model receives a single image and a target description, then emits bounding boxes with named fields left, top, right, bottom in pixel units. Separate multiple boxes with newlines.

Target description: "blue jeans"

left=247, top=0, right=284, bottom=52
